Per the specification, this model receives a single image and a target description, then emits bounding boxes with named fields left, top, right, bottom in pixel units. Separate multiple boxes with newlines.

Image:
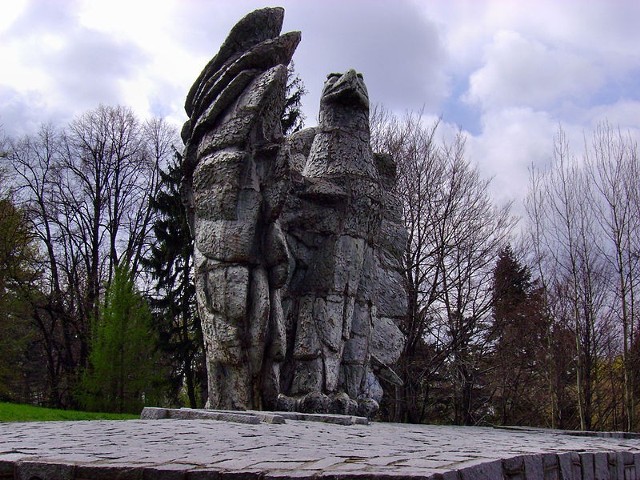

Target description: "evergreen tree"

left=489, top=245, right=548, bottom=425
left=281, top=62, right=307, bottom=135
left=143, top=153, right=205, bottom=408
left=81, top=263, right=161, bottom=413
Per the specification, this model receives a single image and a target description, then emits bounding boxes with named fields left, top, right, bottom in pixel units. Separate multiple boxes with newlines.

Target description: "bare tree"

left=372, top=107, right=515, bottom=424
left=525, top=126, right=622, bottom=431
left=584, top=122, right=640, bottom=431
left=7, top=106, right=177, bottom=406
left=10, top=124, right=74, bottom=404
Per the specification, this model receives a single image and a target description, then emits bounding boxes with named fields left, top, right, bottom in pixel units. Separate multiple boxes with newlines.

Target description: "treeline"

left=373, top=108, right=640, bottom=432
left=524, top=125, right=640, bottom=431
left=0, top=105, right=204, bottom=412
left=0, top=104, right=638, bottom=431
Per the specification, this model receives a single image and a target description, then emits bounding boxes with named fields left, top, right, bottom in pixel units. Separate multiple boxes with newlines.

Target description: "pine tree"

left=489, top=245, right=547, bottom=425
left=281, top=62, right=307, bottom=135
left=81, top=263, right=161, bottom=413
left=143, top=153, right=204, bottom=408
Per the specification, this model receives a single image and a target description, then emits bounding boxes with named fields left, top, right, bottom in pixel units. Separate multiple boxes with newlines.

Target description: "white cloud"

left=287, top=0, right=450, bottom=113
left=582, top=100, right=640, bottom=135
left=0, top=0, right=639, bottom=213
left=466, top=107, right=558, bottom=212
left=466, top=30, right=604, bottom=110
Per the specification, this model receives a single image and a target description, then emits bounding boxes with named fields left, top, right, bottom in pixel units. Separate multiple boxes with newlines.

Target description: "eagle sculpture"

left=181, top=7, right=407, bottom=418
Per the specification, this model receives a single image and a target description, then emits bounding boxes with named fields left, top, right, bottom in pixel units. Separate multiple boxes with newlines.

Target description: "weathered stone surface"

left=330, top=392, right=359, bottom=416
left=291, top=358, right=323, bottom=395
left=185, top=7, right=286, bottom=116
left=371, top=316, right=405, bottom=366
left=356, top=397, right=380, bottom=419
left=2, top=419, right=640, bottom=480
left=191, top=32, right=300, bottom=128
left=299, top=392, right=330, bottom=414
left=376, top=264, right=409, bottom=318
left=182, top=7, right=408, bottom=414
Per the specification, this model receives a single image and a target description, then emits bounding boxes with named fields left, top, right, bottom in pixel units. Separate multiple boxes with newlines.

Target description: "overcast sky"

left=1, top=0, right=639, bottom=210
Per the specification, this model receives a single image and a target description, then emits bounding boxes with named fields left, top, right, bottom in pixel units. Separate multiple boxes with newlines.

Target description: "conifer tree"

left=489, top=245, right=548, bottom=425
left=143, top=153, right=204, bottom=408
left=281, top=62, right=307, bottom=135
left=82, top=263, right=161, bottom=413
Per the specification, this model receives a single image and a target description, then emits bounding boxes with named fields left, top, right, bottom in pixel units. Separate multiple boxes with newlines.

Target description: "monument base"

left=140, top=406, right=368, bottom=425
left=1, top=417, right=639, bottom=479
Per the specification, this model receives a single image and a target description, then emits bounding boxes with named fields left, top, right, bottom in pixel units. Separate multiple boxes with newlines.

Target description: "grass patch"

left=0, top=402, right=138, bottom=422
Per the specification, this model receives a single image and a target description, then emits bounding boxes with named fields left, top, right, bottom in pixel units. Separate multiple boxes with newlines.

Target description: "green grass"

left=0, top=401, right=138, bottom=422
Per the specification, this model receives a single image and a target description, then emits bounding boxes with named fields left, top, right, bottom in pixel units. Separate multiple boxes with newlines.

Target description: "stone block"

left=248, top=265, right=270, bottom=374
left=542, top=453, right=560, bottom=480
left=375, top=265, right=408, bottom=318
left=293, top=297, right=321, bottom=360
left=362, top=369, right=384, bottom=402
left=143, top=465, right=187, bottom=480
left=75, top=465, right=147, bottom=480
left=341, top=364, right=366, bottom=399
left=355, top=246, right=377, bottom=300
left=615, top=452, right=633, bottom=480
left=378, top=217, right=407, bottom=259
left=268, top=289, right=287, bottom=360
left=458, top=460, right=503, bottom=480
left=593, top=452, right=609, bottom=480
left=16, top=461, right=75, bottom=480
left=342, top=334, right=368, bottom=364
left=186, top=469, right=222, bottom=480
left=370, top=316, right=405, bottom=366
left=314, top=297, right=340, bottom=351
left=184, top=7, right=286, bottom=116
left=330, top=392, right=359, bottom=416
left=607, top=452, right=624, bottom=480
left=299, top=392, right=330, bottom=414
left=291, top=357, right=323, bottom=394
left=140, top=406, right=169, bottom=420
left=502, top=455, right=525, bottom=480
left=194, top=218, right=258, bottom=262
left=322, top=346, right=342, bottom=392
left=556, top=453, right=574, bottom=480
left=350, top=302, right=372, bottom=337
left=581, top=453, right=595, bottom=480
left=524, top=455, right=544, bottom=479
left=0, top=460, right=13, bottom=479
left=332, top=236, right=366, bottom=293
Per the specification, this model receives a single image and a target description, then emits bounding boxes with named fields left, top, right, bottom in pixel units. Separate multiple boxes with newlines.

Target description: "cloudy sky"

left=1, top=0, right=639, bottom=209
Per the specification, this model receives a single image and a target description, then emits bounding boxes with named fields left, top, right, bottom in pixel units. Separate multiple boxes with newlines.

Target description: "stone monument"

left=181, top=7, right=408, bottom=417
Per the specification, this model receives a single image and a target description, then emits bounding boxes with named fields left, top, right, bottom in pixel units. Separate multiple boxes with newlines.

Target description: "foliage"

left=487, top=246, right=554, bottom=426
left=0, top=401, right=136, bottom=422
left=281, top=62, right=307, bottom=135
left=0, top=194, right=42, bottom=402
left=6, top=108, right=177, bottom=407
left=80, top=263, right=162, bottom=413
left=143, top=153, right=205, bottom=408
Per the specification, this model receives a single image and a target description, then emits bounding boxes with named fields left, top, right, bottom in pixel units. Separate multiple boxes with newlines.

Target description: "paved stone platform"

left=0, top=417, right=639, bottom=480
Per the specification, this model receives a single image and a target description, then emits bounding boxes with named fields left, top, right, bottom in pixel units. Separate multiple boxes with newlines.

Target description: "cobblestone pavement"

left=1, top=417, right=639, bottom=479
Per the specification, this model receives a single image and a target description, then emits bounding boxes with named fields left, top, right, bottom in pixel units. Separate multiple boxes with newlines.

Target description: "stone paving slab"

left=141, top=408, right=368, bottom=426
left=0, top=418, right=639, bottom=479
